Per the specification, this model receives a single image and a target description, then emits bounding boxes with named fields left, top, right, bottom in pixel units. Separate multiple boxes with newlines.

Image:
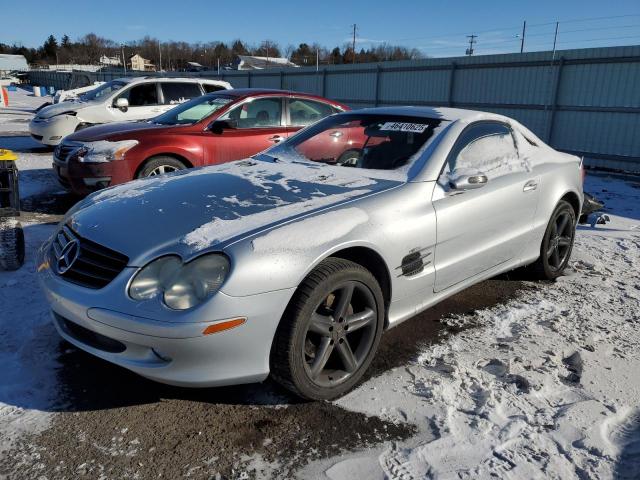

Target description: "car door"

left=159, top=82, right=204, bottom=114
left=107, top=82, right=163, bottom=121
left=432, top=121, right=539, bottom=292
left=202, top=96, right=288, bottom=165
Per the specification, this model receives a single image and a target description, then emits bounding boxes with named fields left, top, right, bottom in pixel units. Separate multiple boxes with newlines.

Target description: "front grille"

left=54, top=141, right=83, bottom=163
left=50, top=225, right=129, bottom=289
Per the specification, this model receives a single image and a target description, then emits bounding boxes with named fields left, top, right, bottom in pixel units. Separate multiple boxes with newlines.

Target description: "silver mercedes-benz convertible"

left=38, top=107, right=583, bottom=400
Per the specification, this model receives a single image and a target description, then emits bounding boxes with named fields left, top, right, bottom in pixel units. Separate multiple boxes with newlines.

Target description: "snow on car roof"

left=354, top=105, right=511, bottom=124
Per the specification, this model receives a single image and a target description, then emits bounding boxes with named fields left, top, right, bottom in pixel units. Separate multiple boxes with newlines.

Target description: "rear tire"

left=526, top=200, right=576, bottom=280
left=138, top=156, right=187, bottom=178
left=270, top=258, right=384, bottom=400
left=336, top=149, right=361, bottom=167
left=0, top=219, right=25, bottom=271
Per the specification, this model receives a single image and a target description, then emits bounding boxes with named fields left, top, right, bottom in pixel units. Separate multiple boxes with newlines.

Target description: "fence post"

left=374, top=64, right=381, bottom=107
left=280, top=70, right=284, bottom=89
left=546, top=56, right=565, bottom=145
left=448, top=62, right=457, bottom=107
left=322, top=68, right=327, bottom=97
left=247, top=70, right=251, bottom=88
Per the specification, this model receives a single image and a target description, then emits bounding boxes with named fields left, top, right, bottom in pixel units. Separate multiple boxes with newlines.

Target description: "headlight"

left=75, top=140, right=139, bottom=163
left=129, top=254, right=230, bottom=310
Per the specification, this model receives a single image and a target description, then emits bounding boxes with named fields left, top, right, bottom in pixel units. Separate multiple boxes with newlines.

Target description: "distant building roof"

left=0, top=54, right=28, bottom=71
left=235, top=55, right=298, bottom=70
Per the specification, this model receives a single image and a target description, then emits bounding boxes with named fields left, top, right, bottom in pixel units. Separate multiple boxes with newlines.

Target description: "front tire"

left=527, top=200, right=576, bottom=280
left=270, top=258, right=385, bottom=400
left=138, top=156, right=187, bottom=178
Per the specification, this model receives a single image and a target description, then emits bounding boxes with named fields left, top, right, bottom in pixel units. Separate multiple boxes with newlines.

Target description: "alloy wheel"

left=148, top=165, right=178, bottom=176
left=302, top=281, right=377, bottom=387
left=547, top=210, right=574, bottom=271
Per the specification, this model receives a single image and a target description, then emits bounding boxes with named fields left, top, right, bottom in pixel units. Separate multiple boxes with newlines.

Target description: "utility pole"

left=316, top=47, right=319, bottom=71
left=552, top=21, right=559, bottom=59
left=158, top=40, right=162, bottom=72
left=217, top=57, right=220, bottom=75
left=351, top=24, right=357, bottom=64
left=466, top=34, right=477, bottom=55
left=121, top=44, right=126, bottom=76
left=520, top=21, right=526, bottom=53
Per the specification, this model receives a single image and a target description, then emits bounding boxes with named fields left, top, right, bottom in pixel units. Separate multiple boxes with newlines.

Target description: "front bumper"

left=29, top=115, right=79, bottom=146
left=52, top=158, right=131, bottom=195
left=38, top=246, right=296, bottom=387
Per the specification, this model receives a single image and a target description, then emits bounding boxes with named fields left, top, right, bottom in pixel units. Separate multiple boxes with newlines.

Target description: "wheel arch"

left=559, top=190, right=581, bottom=218
left=134, top=153, right=194, bottom=178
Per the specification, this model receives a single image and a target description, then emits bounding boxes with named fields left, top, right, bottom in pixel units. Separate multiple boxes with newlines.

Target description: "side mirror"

left=114, top=97, right=129, bottom=112
left=449, top=171, right=488, bottom=191
left=208, top=120, right=233, bottom=134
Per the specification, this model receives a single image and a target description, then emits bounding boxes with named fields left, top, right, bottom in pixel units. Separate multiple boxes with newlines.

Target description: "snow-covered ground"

left=1, top=87, right=639, bottom=479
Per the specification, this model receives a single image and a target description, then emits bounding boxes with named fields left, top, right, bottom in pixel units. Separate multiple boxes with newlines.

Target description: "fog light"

left=83, top=177, right=111, bottom=187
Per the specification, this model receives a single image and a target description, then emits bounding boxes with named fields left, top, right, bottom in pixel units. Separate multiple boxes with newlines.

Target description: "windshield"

left=152, top=94, right=234, bottom=125
left=261, top=113, right=443, bottom=170
left=79, top=80, right=126, bottom=101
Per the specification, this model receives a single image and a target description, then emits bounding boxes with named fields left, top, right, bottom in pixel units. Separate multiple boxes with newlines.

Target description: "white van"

left=29, top=77, right=232, bottom=146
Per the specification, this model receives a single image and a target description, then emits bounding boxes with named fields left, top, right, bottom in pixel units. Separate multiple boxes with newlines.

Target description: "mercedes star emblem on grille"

left=56, top=238, right=80, bottom=274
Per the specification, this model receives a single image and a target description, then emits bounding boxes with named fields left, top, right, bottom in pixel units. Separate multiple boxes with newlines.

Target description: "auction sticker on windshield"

left=380, top=122, right=428, bottom=133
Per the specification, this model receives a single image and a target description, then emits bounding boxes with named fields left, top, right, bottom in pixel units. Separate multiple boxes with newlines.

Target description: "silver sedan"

left=37, top=107, right=583, bottom=400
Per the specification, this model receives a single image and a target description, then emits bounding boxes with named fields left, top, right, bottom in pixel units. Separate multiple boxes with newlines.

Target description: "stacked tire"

left=0, top=218, right=25, bottom=271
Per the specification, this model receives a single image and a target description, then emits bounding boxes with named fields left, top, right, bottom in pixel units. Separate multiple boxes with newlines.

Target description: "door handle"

left=268, top=135, right=285, bottom=143
left=329, top=131, right=344, bottom=138
left=523, top=180, right=538, bottom=192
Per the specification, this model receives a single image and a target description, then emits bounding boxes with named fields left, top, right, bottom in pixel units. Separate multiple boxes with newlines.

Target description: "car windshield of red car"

left=152, top=95, right=233, bottom=125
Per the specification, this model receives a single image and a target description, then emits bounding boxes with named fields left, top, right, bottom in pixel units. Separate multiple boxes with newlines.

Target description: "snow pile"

left=0, top=223, right=61, bottom=457
left=309, top=173, right=640, bottom=480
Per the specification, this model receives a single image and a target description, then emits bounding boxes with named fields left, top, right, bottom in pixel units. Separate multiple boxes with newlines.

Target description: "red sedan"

left=52, top=89, right=351, bottom=195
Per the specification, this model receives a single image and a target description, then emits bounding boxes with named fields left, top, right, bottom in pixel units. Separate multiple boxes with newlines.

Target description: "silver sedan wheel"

left=302, top=280, right=377, bottom=387
left=148, top=165, right=179, bottom=176
left=546, top=210, right=574, bottom=272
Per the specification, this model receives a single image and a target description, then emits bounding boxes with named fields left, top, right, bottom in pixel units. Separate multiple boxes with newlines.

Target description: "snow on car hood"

left=36, top=100, right=92, bottom=119
left=67, top=158, right=403, bottom=265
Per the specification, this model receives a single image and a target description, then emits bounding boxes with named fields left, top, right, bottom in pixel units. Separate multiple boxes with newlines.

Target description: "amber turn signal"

left=202, top=317, right=246, bottom=336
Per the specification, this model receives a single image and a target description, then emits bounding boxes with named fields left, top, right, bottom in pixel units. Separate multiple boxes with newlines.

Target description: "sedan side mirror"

left=114, top=97, right=129, bottom=112
left=208, top=120, right=234, bottom=134
left=449, top=171, right=488, bottom=190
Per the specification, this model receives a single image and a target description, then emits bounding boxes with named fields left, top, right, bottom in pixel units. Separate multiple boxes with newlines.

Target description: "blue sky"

left=3, top=0, right=640, bottom=57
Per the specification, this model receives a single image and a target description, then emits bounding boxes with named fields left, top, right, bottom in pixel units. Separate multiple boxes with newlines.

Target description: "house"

left=100, top=55, right=121, bottom=66
left=234, top=55, right=298, bottom=70
left=0, top=54, right=28, bottom=73
left=128, top=54, right=155, bottom=71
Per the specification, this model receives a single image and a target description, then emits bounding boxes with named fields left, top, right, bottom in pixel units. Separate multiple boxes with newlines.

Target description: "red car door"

left=202, top=96, right=288, bottom=165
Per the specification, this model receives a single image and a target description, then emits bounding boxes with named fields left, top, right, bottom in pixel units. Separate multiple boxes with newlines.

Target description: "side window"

left=118, top=83, right=159, bottom=107
left=219, top=97, right=282, bottom=128
left=202, top=83, right=226, bottom=93
left=288, top=98, right=336, bottom=126
left=448, top=123, right=521, bottom=180
left=161, top=82, right=202, bottom=105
